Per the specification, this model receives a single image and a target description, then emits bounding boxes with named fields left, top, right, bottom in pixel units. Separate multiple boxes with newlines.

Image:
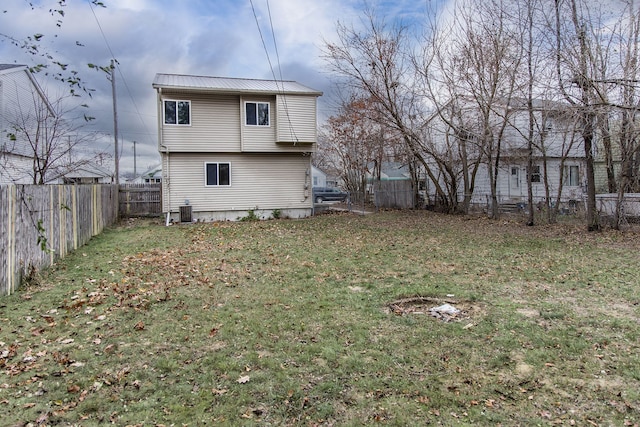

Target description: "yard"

left=1, top=211, right=639, bottom=426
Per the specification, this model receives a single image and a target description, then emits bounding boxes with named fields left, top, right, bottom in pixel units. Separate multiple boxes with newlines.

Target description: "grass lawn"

left=1, top=211, right=639, bottom=426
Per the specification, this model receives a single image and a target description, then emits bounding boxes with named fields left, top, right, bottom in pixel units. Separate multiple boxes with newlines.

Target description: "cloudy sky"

left=0, top=0, right=433, bottom=176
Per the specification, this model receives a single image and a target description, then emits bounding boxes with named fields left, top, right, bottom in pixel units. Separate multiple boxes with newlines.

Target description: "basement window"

left=205, top=162, right=231, bottom=186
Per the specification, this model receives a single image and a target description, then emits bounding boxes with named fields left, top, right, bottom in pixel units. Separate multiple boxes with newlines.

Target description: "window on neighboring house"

left=245, top=101, right=270, bottom=126
left=564, top=165, right=579, bottom=186
left=164, top=100, right=191, bottom=125
left=528, top=165, right=541, bottom=183
left=205, top=162, right=231, bottom=186
left=510, top=167, right=520, bottom=189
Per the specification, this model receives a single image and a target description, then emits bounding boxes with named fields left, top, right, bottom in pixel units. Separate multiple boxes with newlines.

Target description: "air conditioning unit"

left=179, top=205, right=192, bottom=223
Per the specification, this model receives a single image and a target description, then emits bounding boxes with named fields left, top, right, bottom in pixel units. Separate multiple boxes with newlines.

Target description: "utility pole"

left=111, top=59, right=119, bottom=185
left=133, top=140, right=137, bottom=177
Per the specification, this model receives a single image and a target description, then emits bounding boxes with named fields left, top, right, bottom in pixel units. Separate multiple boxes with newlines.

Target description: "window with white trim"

left=564, top=165, right=579, bottom=187
left=205, top=162, right=231, bottom=186
left=245, top=101, right=270, bottom=126
left=164, top=100, right=191, bottom=125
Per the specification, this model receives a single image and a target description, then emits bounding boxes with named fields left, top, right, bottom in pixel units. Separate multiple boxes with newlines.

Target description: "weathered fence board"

left=373, top=180, right=415, bottom=209
left=119, top=183, right=162, bottom=217
left=0, top=184, right=118, bottom=296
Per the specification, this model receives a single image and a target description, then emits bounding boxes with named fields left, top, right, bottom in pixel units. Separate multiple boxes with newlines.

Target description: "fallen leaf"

left=209, top=328, right=218, bottom=337
left=134, top=321, right=145, bottom=331
left=67, top=384, right=80, bottom=393
left=237, top=375, right=250, bottom=384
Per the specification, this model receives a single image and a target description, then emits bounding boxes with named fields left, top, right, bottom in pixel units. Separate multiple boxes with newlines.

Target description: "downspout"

left=157, top=88, right=172, bottom=225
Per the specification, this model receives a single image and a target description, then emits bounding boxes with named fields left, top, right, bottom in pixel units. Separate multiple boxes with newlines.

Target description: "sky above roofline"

left=0, top=0, right=438, bottom=176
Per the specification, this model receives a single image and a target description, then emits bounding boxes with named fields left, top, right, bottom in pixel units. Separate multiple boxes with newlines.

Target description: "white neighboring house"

left=0, top=64, right=55, bottom=184
left=47, top=162, right=113, bottom=184
left=152, top=74, right=322, bottom=221
left=132, top=164, right=162, bottom=184
left=312, top=165, right=327, bottom=188
left=425, top=98, right=586, bottom=208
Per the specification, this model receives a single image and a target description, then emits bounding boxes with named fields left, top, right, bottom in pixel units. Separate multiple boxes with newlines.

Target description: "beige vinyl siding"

left=164, top=152, right=312, bottom=212
left=240, top=95, right=317, bottom=153
left=160, top=93, right=241, bottom=152
left=240, top=95, right=276, bottom=152
left=276, top=94, right=317, bottom=144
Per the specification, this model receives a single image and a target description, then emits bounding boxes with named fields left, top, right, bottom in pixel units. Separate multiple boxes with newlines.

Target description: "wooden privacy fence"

left=373, top=180, right=415, bottom=209
left=119, top=183, right=162, bottom=217
left=0, top=184, right=119, bottom=296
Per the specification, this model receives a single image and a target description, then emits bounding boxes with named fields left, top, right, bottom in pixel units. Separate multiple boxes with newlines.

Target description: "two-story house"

left=424, top=97, right=586, bottom=211
left=152, top=74, right=322, bottom=222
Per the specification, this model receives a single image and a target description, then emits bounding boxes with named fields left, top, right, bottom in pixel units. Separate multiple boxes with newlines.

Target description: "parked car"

left=312, top=187, right=348, bottom=203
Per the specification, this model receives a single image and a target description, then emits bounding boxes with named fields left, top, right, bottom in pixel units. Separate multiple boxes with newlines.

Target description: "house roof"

left=47, top=162, right=114, bottom=182
left=0, top=63, right=55, bottom=116
left=139, top=163, right=162, bottom=179
left=152, top=73, right=322, bottom=96
left=0, top=64, right=26, bottom=73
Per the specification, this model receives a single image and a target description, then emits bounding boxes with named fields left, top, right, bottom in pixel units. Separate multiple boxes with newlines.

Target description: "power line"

left=266, top=0, right=298, bottom=143
left=87, top=0, right=154, bottom=149
left=250, top=0, right=298, bottom=142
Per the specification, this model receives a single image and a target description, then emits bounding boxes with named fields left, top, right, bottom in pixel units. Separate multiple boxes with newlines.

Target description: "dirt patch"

left=387, top=296, right=484, bottom=322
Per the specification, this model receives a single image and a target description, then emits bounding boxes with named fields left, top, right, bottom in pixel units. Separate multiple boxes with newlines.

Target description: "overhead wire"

left=266, top=0, right=298, bottom=143
left=87, top=0, right=155, bottom=155
left=250, top=0, right=299, bottom=142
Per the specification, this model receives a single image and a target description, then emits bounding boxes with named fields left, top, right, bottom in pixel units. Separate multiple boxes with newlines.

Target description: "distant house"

left=425, top=98, right=586, bottom=209
left=312, top=165, right=327, bottom=188
left=0, top=64, right=55, bottom=184
left=133, top=164, right=162, bottom=184
left=152, top=73, right=322, bottom=221
left=48, top=162, right=113, bottom=184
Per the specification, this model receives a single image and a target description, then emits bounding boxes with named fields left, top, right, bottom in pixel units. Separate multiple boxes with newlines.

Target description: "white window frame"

left=245, top=101, right=270, bottom=127
left=564, top=165, right=580, bottom=187
left=510, top=166, right=520, bottom=189
left=205, top=162, right=231, bottom=187
left=163, top=99, right=191, bottom=126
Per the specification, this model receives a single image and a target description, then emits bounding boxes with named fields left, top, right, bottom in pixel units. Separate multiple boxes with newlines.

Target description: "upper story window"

left=164, top=100, right=191, bottom=125
left=245, top=101, right=270, bottom=126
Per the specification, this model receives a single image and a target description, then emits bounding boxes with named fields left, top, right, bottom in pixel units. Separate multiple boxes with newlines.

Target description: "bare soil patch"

left=387, top=296, right=484, bottom=322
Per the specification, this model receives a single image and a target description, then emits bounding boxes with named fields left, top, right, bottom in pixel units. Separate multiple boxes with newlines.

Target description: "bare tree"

left=0, top=0, right=106, bottom=97
left=318, top=95, right=387, bottom=203
left=323, top=11, right=455, bottom=210
left=1, top=89, right=105, bottom=184
left=419, top=0, right=526, bottom=218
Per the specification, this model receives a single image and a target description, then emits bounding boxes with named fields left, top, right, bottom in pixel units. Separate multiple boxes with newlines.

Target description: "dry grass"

left=0, top=211, right=639, bottom=426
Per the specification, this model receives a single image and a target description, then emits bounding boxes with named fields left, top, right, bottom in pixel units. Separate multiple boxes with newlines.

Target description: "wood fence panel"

left=0, top=184, right=119, bottom=296
left=119, top=184, right=162, bottom=217
left=373, top=180, right=415, bottom=209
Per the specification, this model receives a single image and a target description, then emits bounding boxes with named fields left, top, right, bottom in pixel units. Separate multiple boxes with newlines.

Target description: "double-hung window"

left=205, top=162, right=231, bottom=186
left=164, top=100, right=191, bottom=125
left=245, top=101, right=270, bottom=126
left=564, top=165, right=579, bottom=187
